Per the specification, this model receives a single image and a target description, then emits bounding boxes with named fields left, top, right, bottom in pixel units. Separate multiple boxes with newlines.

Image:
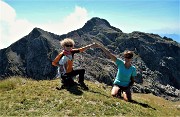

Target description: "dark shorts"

left=114, top=84, right=131, bottom=94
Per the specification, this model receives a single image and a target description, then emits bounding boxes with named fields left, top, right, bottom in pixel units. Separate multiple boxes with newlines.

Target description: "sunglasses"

left=125, top=56, right=132, bottom=59
left=124, top=55, right=133, bottom=59
left=65, top=45, right=73, bottom=47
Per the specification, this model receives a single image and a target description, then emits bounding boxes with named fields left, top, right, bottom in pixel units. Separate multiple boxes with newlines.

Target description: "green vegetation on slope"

left=0, top=77, right=179, bottom=116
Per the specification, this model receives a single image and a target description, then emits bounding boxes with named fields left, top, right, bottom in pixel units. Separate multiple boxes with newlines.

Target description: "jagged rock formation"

left=0, top=28, right=60, bottom=80
left=0, top=17, right=179, bottom=101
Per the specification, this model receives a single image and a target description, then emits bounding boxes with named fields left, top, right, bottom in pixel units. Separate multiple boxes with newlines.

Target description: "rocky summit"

left=0, top=17, right=179, bottom=101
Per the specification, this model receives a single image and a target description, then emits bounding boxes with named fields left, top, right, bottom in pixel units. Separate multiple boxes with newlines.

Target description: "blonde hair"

left=60, top=38, right=75, bottom=47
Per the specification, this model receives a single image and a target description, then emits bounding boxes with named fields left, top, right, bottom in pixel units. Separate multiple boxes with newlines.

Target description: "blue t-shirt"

left=114, top=58, right=137, bottom=87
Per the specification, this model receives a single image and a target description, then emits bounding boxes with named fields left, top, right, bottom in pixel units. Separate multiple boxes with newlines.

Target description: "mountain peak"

left=28, top=27, right=44, bottom=38
left=82, top=17, right=112, bottom=32
left=89, top=17, right=111, bottom=27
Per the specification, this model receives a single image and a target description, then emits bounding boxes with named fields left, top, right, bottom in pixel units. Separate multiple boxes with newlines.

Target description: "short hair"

left=60, top=38, right=75, bottom=47
left=124, top=50, right=133, bottom=58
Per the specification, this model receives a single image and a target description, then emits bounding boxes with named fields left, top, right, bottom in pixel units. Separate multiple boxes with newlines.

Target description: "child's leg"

left=66, top=69, right=85, bottom=82
left=61, top=75, right=74, bottom=87
left=123, top=87, right=132, bottom=101
left=111, top=85, right=120, bottom=97
left=70, top=69, right=85, bottom=83
left=69, top=69, right=89, bottom=90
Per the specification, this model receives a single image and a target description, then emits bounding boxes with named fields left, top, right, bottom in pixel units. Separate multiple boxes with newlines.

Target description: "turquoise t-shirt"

left=114, top=58, right=137, bottom=87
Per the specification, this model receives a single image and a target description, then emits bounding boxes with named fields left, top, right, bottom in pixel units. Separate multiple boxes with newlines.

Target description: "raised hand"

left=92, top=43, right=102, bottom=48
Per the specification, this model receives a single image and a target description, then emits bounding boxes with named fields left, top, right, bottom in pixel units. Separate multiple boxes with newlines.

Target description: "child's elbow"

left=52, top=61, right=57, bottom=66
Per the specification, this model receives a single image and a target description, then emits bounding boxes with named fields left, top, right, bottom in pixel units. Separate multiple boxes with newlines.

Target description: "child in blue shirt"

left=98, top=44, right=137, bottom=101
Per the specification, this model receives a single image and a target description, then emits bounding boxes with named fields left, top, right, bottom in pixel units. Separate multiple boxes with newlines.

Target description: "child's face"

left=64, top=43, right=73, bottom=51
left=124, top=57, right=132, bottom=63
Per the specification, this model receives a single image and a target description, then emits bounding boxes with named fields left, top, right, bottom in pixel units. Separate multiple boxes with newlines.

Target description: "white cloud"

left=0, top=1, right=89, bottom=49
left=0, top=0, right=16, bottom=24
left=37, top=6, right=88, bottom=35
left=0, top=1, right=34, bottom=49
left=62, top=6, right=88, bottom=31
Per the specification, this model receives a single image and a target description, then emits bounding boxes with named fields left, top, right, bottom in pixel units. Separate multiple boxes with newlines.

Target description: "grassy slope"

left=0, top=77, right=179, bottom=116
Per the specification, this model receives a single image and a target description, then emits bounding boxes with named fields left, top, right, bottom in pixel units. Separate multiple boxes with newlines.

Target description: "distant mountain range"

left=0, top=17, right=179, bottom=101
left=159, top=34, right=180, bottom=43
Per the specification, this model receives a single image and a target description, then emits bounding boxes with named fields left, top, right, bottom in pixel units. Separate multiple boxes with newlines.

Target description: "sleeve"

left=71, top=49, right=80, bottom=53
left=132, top=67, right=137, bottom=77
left=78, top=48, right=86, bottom=53
left=52, top=52, right=63, bottom=66
left=115, top=58, right=124, bottom=66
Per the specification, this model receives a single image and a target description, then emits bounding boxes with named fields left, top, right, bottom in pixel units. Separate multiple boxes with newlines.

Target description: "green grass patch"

left=0, top=76, right=179, bottom=116
left=0, top=76, right=27, bottom=91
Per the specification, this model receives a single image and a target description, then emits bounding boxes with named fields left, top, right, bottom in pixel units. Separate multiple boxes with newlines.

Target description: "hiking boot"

left=78, top=82, right=89, bottom=90
left=56, top=84, right=67, bottom=90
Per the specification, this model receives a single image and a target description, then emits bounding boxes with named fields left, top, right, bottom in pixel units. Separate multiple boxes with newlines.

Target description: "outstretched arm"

left=79, top=43, right=96, bottom=52
left=98, top=44, right=117, bottom=62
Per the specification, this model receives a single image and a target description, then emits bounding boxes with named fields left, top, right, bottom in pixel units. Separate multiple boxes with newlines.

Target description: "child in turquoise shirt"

left=114, top=58, right=137, bottom=87
left=98, top=44, right=137, bottom=101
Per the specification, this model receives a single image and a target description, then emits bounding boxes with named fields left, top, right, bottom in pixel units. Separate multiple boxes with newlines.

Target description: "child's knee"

left=111, top=92, right=117, bottom=97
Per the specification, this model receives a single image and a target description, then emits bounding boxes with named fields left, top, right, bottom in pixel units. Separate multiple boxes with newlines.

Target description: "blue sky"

left=0, top=0, right=179, bottom=49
